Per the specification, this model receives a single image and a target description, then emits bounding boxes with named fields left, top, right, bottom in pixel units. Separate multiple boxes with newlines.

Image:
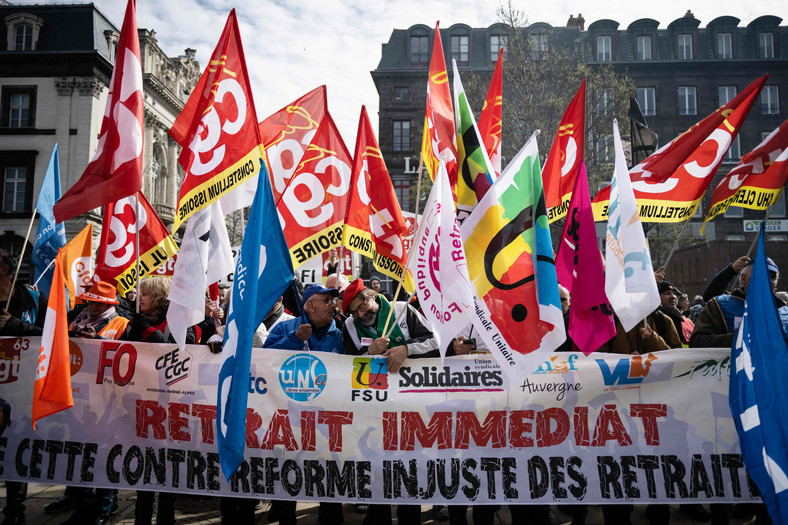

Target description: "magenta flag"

left=555, top=160, right=616, bottom=354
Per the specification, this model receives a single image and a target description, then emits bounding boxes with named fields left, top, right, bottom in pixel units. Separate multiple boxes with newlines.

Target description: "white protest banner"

left=0, top=337, right=758, bottom=505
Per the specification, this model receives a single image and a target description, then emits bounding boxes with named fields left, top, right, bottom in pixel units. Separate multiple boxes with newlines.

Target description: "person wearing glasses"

left=263, top=284, right=344, bottom=354
left=262, top=283, right=346, bottom=525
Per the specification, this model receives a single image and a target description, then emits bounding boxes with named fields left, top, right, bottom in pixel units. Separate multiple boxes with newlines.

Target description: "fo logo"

left=351, top=357, right=388, bottom=402
left=279, top=354, right=327, bottom=402
left=596, top=353, right=657, bottom=386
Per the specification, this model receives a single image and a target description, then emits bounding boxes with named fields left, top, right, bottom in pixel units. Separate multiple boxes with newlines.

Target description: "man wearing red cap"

left=67, top=281, right=130, bottom=340
left=342, top=277, right=438, bottom=373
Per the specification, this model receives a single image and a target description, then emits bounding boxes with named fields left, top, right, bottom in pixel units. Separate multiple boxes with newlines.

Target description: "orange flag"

left=477, top=48, right=503, bottom=178
left=61, top=223, right=93, bottom=309
left=343, top=106, right=410, bottom=287
left=543, top=79, right=586, bottom=222
left=421, top=22, right=458, bottom=187
left=32, top=250, right=73, bottom=430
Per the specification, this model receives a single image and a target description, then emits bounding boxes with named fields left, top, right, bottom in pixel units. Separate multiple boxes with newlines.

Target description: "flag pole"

left=5, top=209, right=37, bottom=313
left=382, top=155, right=424, bottom=336
left=135, top=192, right=141, bottom=314
left=746, top=199, right=778, bottom=258
left=660, top=217, right=692, bottom=273
left=32, top=257, right=57, bottom=288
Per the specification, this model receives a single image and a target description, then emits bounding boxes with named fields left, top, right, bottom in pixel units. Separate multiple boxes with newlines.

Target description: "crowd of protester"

left=0, top=245, right=784, bottom=525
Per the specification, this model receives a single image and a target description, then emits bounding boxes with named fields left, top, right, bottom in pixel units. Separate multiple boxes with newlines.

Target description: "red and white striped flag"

left=32, top=250, right=74, bottom=429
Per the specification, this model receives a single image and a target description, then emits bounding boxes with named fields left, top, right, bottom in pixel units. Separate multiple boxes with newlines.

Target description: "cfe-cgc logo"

left=155, top=347, right=191, bottom=387
left=351, top=357, right=388, bottom=402
left=279, top=353, right=327, bottom=402
left=596, top=353, right=657, bottom=389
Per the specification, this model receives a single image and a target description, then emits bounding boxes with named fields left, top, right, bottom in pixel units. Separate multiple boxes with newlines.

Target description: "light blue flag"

left=217, top=160, right=294, bottom=480
left=730, top=223, right=788, bottom=524
left=33, top=144, right=66, bottom=296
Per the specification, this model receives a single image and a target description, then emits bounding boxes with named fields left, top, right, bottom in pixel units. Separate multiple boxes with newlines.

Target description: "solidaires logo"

left=279, top=353, right=328, bottom=402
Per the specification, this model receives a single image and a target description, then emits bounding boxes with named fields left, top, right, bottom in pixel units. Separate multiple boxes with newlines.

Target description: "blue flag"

left=730, top=224, right=788, bottom=524
left=217, top=161, right=294, bottom=480
left=33, top=144, right=66, bottom=296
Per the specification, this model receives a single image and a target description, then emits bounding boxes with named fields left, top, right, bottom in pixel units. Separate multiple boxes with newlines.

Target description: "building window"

left=717, top=33, right=732, bottom=59
left=392, top=178, right=410, bottom=213
left=762, top=130, right=774, bottom=142
left=761, top=86, right=779, bottom=114
left=490, top=34, right=508, bottom=62
left=530, top=33, right=548, bottom=60
left=637, top=87, right=656, bottom=116
left=771, top=193, right=786, bottom=218
left=393, top=87, right=410, bottom=103
left=724, top=135, right=741, bottom=163
left=636, top=35, right=652, bottom=60
left=393, top=120, right=410, bottom=152
left=678, top=86, right=697, bottom=115
left=759, top=33, right=775, bottom=58
left=596, top=36, right=611, bottom=61
left=410, top=35, right=429, bottom=65
left=718, top=86, right=737, bottom=107
left=724, top=205, right=743, bottom=218
left=14, top=24, right=32, bottom=51
left=595, top=89, right=614, bottom=116
left=596, top=135, right=613, bottom=164
left=677, top=34, right=693, bottom=59
left=2, top=167, right=27, bottom=213
left=2, top=87, right=36, bottom=128
left=4, top=13, right=44, bottom=51
left=451, top=35, right=469, bottom=65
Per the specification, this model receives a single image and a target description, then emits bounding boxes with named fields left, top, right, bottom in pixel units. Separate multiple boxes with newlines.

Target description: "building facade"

left=0, top=3, right=199, bottom=283
left=372, top=13, right=788, bottom=295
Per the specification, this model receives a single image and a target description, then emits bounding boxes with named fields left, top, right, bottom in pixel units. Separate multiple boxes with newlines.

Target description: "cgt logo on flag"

left=596, top=354, right=657, bottom=387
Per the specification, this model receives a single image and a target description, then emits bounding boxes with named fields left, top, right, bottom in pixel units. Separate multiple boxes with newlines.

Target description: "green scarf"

left=353, top=294, right=406, bottom=348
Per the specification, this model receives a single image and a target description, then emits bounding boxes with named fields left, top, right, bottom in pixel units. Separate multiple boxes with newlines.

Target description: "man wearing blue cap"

left=264, top=283, right=343, bottom=353
left=262, top=283, right=345, bottom=525
left=691, top=257, right=782, bottom=349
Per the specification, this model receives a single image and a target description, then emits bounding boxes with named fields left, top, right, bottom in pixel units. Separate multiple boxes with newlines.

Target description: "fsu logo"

left=350, top=357, right=388, bottom=402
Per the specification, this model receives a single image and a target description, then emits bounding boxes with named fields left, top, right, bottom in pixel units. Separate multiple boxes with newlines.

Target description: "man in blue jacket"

left=262, top=283, right=344, bottom=525
left=264, top=283, right=343, bottom=353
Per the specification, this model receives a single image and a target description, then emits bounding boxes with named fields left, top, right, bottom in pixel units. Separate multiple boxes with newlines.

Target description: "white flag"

left=168, top=200, right=234, bottom=349
left=407, top=162, right=474, bottom=356
left=605, top=119, right=660, bottom=332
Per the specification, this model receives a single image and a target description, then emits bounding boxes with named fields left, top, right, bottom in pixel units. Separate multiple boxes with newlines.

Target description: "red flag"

left=343, top=106, right=410, bottom=286
left=170, top=9, right=264, bottom=231
left=421, top=22, right=458, bottom=186
left=555, top=160, right=615, bottom=355
left=260, top=86, right=328, bottom=203
left=277, top=112, right=353, bottom=267
left=703, top=120, right=788, bottom=227
left=630, top=74, right=768, bottom=183
left=61, top=223, right=93, bottom=309
left=32, top=250, right=73, bottom=429
left=477, top=48, right=503, bottom=178
left=544, top=79, right=586, bottom=222
left=593, top=77, right=766, bottom=222
left=94, top=192, right=178, bottom=294
left=53, top=0, right=143, bottom=223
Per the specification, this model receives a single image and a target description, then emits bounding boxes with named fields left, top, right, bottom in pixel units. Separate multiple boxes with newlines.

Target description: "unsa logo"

left=279, top=353, right=327, bottom=402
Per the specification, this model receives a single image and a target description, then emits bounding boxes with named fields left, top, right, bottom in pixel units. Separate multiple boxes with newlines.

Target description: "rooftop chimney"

left=567, top=13, right=585, bottom=30
left=684, top=10, right=695, bottom=18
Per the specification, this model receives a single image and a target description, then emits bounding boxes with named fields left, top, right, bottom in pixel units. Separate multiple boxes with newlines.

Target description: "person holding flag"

left=31, top=143, right=66, bottom=298
left=0, top=248, right=46, bottom=525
